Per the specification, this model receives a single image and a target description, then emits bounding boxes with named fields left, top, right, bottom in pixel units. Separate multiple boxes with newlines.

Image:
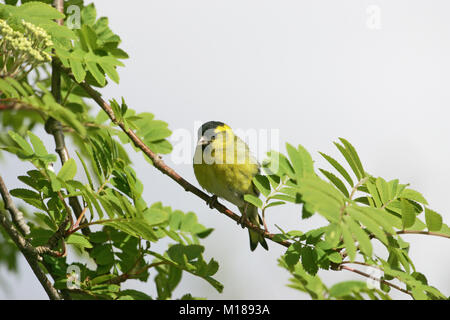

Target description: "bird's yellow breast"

left=193, top=136, right=259, bottom=207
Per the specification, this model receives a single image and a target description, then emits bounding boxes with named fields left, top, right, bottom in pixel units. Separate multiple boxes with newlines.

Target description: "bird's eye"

left=211, top=135, right=216, bottom=140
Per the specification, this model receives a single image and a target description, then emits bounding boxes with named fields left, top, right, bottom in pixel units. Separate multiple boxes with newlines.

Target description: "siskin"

left=193, top=121, right=268, bottom=251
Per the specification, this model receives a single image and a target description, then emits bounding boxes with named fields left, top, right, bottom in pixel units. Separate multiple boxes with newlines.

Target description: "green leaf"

left=424, top=208, right=442, bottom=232
left=319, top=152, right=354, bottom=187
left=143, top=127, right=172, bottom=142
left=8, top=131, right=34, bottom=156
left=69, top=56, right=86, bottom=83
left=15, top=2, right=64, bottom=20
left=319, top=169, right=349, bottom=197
left=264, top=201, right=286, bottom=209
left=301, top=246, right=319, bottom=276
left=66, top=233, right=93, bottom=249
left=252, top=175, right=271, bottom=198
left=10, top=188, right=40, bottom=200
left=329, top=281, right=367, bottom=298
left=400, top=199, right=416, bottom=229
left=366, top=179, right=382, bottom=208
left=347, top=207, right=389, bottom=245
left=324, top=223, right=341, bottom=247
left=264, top=151, right=295, bottom=178
left=27, top=131, right=48, bottom=156
left=297, top=177, right=344, bottom=223
left=341, top=223, right=356, bottom=261
left=339, top=138, right=365, bottom=179
left=57, top=158, right=77, bottom=182
left=285, top=242, right=301, bottom=267
left=346, top=216, right=372, bottom=257
left=286, top=143, right=303, bottom=182
left=85, top=59, right=106, bottom=86
left=328, top=252, right=343, bottom=264
left=401, top=189, right=428, bottom=205
left=244, top=194, right=263, bottom=208
left=376, top=177, right=390, bottom=205
left=144, top=207, right=169, bottom=226
left=334, top=141, right=362, bottom=180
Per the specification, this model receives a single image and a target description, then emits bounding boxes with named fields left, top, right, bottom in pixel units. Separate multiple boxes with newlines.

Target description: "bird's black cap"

left=199, top=121, right=226, bottom=136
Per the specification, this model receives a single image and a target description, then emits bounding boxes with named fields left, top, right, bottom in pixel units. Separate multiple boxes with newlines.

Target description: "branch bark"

left=0, top=175, right=30, bottom=235
left=0, top=175, right=62, bottom=300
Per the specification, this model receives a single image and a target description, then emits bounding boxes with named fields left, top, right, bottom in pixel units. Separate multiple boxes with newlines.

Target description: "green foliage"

left=55, top=3, right=126, bottom=86
left=254, top=140, right=449, bottom=300
left=0, top=0, right=448, bottom=301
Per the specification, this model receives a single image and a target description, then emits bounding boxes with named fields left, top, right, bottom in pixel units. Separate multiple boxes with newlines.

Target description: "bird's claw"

left=238, top=215, right=248, bottom=228
left=207, top=195, right=218, bottom=209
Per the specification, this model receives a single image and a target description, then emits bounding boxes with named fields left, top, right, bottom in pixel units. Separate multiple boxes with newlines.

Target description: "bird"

left=193, top=121, right=268, bottom=251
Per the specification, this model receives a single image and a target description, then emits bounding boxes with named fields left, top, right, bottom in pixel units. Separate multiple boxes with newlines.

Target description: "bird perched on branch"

left=193, top=121, right=268, bottom=251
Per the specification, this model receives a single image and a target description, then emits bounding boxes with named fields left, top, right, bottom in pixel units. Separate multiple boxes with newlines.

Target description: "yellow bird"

left=193, top=121, right=268, bottom=251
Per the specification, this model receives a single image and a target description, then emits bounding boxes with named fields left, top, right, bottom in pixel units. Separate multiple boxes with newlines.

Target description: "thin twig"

left=108, top=262, right=168, bottom=285
left=349, top=177, right=368, bottom=200
left=340, top=264, right=412, bottom=297
left=0, top=175, right=30, bottom=235
left=397, top=230, right=450, bottom=239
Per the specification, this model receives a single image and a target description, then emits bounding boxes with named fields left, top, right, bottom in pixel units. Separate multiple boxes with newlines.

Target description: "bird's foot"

left=207, top=195, right=218, bottom=209
left=238, top=214, right=248, bottom=229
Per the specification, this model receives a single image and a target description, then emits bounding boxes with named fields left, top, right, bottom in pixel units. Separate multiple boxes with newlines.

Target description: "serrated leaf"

left=301, top=246, right=318, bottom=275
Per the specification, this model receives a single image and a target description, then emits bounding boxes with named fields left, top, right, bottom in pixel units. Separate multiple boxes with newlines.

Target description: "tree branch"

left=0, top=176, right=62, bottom=299
left=0, top=210, right=62, bottom=300
left=0, top=176, right=30, bottom=235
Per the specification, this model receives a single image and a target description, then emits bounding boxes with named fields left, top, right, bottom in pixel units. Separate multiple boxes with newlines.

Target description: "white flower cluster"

left=0, top=19, right=54, bottom=77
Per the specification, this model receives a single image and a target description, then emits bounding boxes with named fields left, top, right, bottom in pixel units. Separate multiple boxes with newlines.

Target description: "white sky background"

left=1, top=0, right=450, bottom=299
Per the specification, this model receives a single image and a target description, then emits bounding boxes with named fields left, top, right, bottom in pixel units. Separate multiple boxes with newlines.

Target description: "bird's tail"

left=240, top=205, right=268, bottom=251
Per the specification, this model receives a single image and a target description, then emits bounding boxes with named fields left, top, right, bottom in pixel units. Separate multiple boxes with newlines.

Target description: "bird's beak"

left=197, top=136, right=210, bottom=146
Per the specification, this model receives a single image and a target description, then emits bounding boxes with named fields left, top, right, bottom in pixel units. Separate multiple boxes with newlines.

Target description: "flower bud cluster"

left=0, top=19, right=54, bottom=77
